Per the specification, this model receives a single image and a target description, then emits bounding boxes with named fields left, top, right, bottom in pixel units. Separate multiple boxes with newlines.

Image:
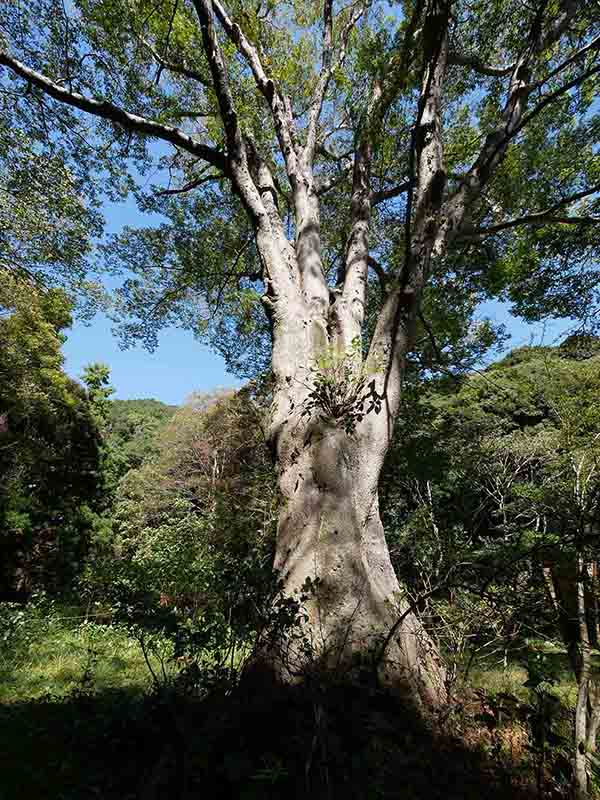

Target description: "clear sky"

left=62, top=313, right=238, bottom=406
left=61, top=192, right=240, bottom=405
left=61, top=194, right=573, bottom=406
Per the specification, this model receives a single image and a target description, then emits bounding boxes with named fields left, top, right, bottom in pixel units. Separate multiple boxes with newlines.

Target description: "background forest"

left=2, top=273, right=600, bottom=799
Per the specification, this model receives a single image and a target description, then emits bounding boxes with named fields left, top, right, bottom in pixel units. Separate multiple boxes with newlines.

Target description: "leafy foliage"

left=0, top=273, right=104, bottom=594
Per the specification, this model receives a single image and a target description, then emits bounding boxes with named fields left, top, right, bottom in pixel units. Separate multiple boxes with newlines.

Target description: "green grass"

left=0, top=607, right=594, bottom=799
left=0, top=604, right=177, bottom=799
left=465, top=639, right=600, bottom=709
left=468, top=663, right=531, bottom=699
left=0, top=606, right=173, bottom=703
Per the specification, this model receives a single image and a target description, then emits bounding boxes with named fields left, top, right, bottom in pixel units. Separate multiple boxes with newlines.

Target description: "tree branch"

left=443, top=0, right=590, bottom=241
left=306, top=0, right=371, bottom=163
left=368, top=255, right=389, bottom=292
left=304, top=0, right=333, bottom=164
left=447, top=52, right=514, bottom=77
left=464, top=214, right=599, bottom=237
left=363, top=1, right=424, bottom=140
left=333, top=0, right=426, bottom=353
left=364, top=0, right=450, bottom=448
left=137, top=34, right=210, bottom=87
left=153, top=0, right=180, bottom=85
left=157, top=173, right=222, bottom=195
left=193, top=0, right=264, bottom=221
left=206, top=0, right=299, bottom=178
left=371, top=181, right=410, bottom=206
left=336, top=0, right=371, bottom=69
left=532, top=32, right=600, bottom=90
left=314, top=159, right=353, bottom=195
left=0, top=50, right=226, bottom=170
left=515, top=62, right=600, bottom=139
left=460, top=182, right=600, bottom=237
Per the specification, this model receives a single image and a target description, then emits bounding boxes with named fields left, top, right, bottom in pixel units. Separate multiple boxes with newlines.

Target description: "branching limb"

left=336, top=0, right=371, bottom=69
left=368, top=255, right=389, bottom=293
left=532, top=32, right=600, bottom=90
left=460, top=182, right=600, bottom=237
left=157, top=172, right=222, bottom=195
left=446, top=52, right=514, bottom=77
left=305, top=0, right=333, bottom=165
left=137, top=34, right=210, bottom=86
left=364, top=0, right=450, bottom=443
left=307, top=0, right=371, bottom=162
left=365, top=0, right=424, bottom=134
left=371, top=181, right=410, bottom=206
left=314, top=158, right=353, bottom=195
left=193, top=0, right=266, bottom=223
left=335, top=0, right=425, bottom=352
left=0, top=50, right=226, bottom=169
left=515, top=61, right=600, bottom=139
left=463, top=213, right=599, bottom=237
left=205, top=0, right=299, bottom=179
left=153, top=0, right=180, bottom=85
left=444, top=0, right=593, bottom=237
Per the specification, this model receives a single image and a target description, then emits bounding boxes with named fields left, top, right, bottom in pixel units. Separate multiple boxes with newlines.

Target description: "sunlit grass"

left=468, top=663, right=530, bottom=700
left=0, top=609, right=162, bottom=703
left=466, top=638, right=596, bottom=709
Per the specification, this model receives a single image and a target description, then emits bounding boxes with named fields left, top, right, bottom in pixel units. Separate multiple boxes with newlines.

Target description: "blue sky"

left=61, top=192, right=240, bottom=405
left=61, top=195, right=573, bottom=406
left=62, top=314, right=237, bottom=406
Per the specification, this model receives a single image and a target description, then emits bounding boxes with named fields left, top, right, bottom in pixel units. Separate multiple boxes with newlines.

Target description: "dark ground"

left=0, top=678, right=552, bottom=800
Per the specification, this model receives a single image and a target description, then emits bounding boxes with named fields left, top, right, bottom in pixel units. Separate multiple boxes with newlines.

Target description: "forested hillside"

left=1, top=0, right=599, bottom=797
left=2, top=293, right=600, bottom=797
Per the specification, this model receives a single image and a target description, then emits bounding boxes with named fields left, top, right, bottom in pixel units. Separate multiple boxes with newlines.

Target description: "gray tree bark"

left=269, top=392, right=446, bottom=705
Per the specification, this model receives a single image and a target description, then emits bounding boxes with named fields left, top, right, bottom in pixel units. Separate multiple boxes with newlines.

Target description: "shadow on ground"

left=0, top=682, right=546, bottom=800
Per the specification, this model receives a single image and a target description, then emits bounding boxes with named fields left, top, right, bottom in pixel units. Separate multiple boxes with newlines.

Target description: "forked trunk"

left=269, top=405, right=446, bottom=708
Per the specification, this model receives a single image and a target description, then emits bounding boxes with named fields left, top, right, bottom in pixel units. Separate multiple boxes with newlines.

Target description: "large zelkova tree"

left=1, top=0, right=599, bottom=704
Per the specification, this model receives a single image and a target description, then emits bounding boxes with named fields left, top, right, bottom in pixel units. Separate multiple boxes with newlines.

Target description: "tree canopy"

left=1, top=0, right=597, bottom=368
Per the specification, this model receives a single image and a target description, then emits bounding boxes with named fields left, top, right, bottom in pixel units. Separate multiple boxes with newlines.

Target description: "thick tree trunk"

left=269, top=407, right=446, bottom=707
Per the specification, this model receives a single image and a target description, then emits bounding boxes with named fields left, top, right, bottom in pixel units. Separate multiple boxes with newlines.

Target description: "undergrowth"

left=0, top=600, right=595, bottom=799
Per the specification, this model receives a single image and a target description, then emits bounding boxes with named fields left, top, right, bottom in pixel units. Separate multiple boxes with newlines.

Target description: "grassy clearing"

left=0, top=607, right=593, bottom=799
left=0, top=604, right=176, bottom=800
left=467, top=640, right=600, bottom=710
left=0, top=604, right=172, bottom=703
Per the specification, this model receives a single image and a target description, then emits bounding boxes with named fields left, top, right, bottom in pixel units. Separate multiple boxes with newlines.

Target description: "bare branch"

left=154, top=0, right=180, bottom=85
left=447, top=52, right=514, bottom=77
left=314, top=158, right=353, bottom=195
left=157, top=173, right=222, bottom=195
left=193, top=0, right=265, bottom=222
left=0, top=50, right=226, bottom=170
left=533, top=32, right=600, bottom=90
left=307, top=0, right=371, bottom=163
left=464, top=214, right=599, bottom=237
left=365, top=0, right=425, bottom=134
left=365, top=0, right=450, bottom=446
left=371, top=181, right=410, bottom=206
left=443, top=0, right=592, bottom=240
left=207, top=0, right=299, bottom=177
left=333, top=0, right=426, bottom=352
left=305, top=0, right=333, bottom=164
left=460, top=182, right=600, bottom=237
left=137, top=34, right=210, bottom=86
left=336, top=1, right=371, bottom=69
left=516, top=61, right=600, bottom=137
left=368, top=255, right=389, bottom=292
